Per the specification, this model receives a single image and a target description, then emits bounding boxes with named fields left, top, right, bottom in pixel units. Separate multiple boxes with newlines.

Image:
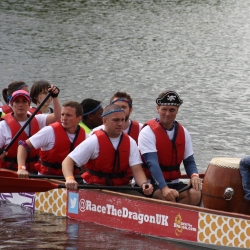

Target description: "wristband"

left=191, top=173, right=199, bottom=178
left=18, top=166, right=26, bottom=170
left=50, top=86, right=60, bottom=98
left=66, top=176, right=75, bottom=181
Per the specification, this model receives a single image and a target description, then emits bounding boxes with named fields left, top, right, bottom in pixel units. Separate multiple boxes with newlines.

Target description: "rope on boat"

left=201, top=191, right=231, bottom=211
left=201, top=192, right=225, bottom=200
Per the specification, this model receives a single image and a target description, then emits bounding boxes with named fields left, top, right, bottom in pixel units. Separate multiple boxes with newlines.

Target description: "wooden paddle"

left=0, top=91, right=53, bottom=155
left=0, top=169, right=81, bottom=179
left=0, top=176, right=192, bottom=193
left=0, top=169, right=203, bottom=180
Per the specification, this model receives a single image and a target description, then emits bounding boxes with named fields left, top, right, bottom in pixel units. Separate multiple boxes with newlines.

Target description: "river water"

left=0, top=0, right=250, bottom=249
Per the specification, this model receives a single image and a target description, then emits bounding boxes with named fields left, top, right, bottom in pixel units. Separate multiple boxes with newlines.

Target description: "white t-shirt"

left=0, top=114, right=48, bottom=148
left=138, top=123, right=194, bottom=160
left=30, top=125, right=89, bottom=151
left=68, top=133, right=142, bottom=168
left=92, top=120, right=143, bottom=135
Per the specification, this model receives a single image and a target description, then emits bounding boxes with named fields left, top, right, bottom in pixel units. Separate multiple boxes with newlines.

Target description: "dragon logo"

left=175, top=213, right=183, bottom=236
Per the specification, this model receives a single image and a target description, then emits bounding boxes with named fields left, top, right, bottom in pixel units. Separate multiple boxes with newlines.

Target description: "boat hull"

left=1, top=186, right=250, bottom=249
left=67, top=189, right=250, bottom=250
left=0, top=188, right=66, bottom=216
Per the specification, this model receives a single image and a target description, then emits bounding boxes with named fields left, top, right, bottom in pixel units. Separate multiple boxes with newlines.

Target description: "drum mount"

left=223, top=187, right=234, bottom=200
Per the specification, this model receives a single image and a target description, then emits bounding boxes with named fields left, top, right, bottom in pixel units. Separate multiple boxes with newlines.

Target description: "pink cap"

left=10, top=90, right=31, bottom=105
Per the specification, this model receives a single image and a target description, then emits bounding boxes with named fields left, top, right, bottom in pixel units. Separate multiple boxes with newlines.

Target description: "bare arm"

left=62, top=156, right=78, bottom=190
left=45, top=85, right=61, bottom=125
left=17, top=140, right=34, bottom=178
left=131, top=164, right=148, bottom=186
left=131, top=164, right=153, bottom=195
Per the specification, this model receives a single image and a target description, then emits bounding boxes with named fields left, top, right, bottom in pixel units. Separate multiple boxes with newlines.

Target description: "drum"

left=202, top=157, right=250, bottom=215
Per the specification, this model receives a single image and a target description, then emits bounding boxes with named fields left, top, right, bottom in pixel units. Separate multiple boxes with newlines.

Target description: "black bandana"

left=156, top=91, right=183, bottom=107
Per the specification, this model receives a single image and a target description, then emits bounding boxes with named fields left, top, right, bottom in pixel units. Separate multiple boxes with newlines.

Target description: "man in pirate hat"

left=138, top=90, right=201, bottom=205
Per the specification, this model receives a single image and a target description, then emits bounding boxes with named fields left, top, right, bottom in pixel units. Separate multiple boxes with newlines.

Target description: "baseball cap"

left=9, top=90, right=31, bottom=106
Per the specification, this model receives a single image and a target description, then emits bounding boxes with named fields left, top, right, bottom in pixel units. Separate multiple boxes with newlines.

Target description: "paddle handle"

left=57, top=184, right=142, bottom=191
left=179, top=185, right=192, bottom=194
left=29, top=174, right=82, bottom=179
left=58, top=184, right=192, bottom=193
left=0, top=92, right=53, bottom=154
left=57, top=184, right=191, bottom=192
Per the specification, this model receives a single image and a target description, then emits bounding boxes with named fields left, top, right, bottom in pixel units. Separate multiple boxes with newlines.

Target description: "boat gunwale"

left=76, top=187, right=250, bottom=220
left=35, top=178, right=250, bottom=220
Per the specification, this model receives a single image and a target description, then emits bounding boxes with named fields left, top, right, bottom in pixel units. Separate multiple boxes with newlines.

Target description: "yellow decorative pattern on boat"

left=35, top=188, right=67, bottom=217
left=198, top=212, right=250, bottom=248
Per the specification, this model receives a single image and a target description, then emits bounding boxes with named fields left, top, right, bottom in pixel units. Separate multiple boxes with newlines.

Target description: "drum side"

left=202, top=164, right=250, bottom=215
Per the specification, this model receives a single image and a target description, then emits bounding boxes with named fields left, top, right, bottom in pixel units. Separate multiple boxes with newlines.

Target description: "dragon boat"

left=0, top=157, right=250, bottom=250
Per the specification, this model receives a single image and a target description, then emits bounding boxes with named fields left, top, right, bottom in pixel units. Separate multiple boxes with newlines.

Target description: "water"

left=0, top=201, right=207, bottom=250
left=0, top=0, right=250, bottom=248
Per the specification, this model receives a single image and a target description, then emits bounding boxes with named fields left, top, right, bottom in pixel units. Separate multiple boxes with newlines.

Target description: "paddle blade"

left=0, top=169, right=18, bottom=178
left=0, top=176, right=60, bottom=193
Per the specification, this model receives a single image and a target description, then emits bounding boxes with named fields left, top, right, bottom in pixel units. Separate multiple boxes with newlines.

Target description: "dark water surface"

left=0, top=201, right=207, bottom=250
left=1, top=0, right=250, bottom=249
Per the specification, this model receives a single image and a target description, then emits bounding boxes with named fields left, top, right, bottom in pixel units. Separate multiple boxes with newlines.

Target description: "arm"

left=138, top=126, right=178, bottom=200
left=45, top=85, right=61, bottom=125
left=183, top=154, right=198, bottom=177
left=131, top=164, right=153, bottom=196
left=17, top=126, right=54, bottom=178
left=143, top=152, right=179, bottom=201
left=0, top=121, right=8, bottom=157
left=142, top=152, right=167, bottom=189
left=62, top=156, right=78, bottom=190
left=183, top=154, right=201, bottom=191
left=17, top=140, right=34, bottom=178
left=138, top=126, right=166, bottom=189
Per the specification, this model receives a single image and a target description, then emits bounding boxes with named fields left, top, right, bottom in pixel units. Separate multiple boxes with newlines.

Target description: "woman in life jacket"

left=0, top=86, right=61, bottom=171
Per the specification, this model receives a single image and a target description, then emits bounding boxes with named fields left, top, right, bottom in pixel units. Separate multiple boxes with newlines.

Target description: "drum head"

left=209, top=157, right=241, bottom=169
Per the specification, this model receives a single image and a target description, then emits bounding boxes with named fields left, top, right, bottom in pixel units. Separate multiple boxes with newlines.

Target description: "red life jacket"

left=36, top=122, right=86, bottom=175
left=29, top=107, right=53, bottom=114
left=1, top=105, right=12, bottom=114
left=1, top=113, right=40, bottom=171
left=126, top=120, right=140, bottom=178
left=128, top=120, right=140, bottom=143
left=29, top=107, right=42, bottom=114
left=82, top=130, right=130, bottom=186
left=142, top=119, right=185, bottom=180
